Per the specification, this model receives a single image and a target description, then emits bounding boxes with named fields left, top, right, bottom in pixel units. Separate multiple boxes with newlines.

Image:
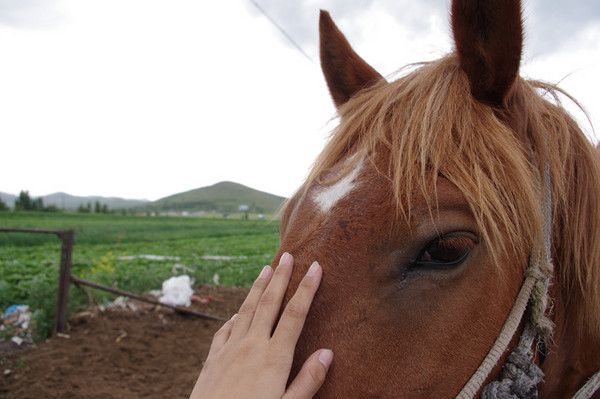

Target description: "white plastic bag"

left=159, top=275, right=194, bottom=307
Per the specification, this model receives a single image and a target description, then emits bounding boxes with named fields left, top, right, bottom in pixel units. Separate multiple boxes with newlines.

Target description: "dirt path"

left=0, top=285, right=248, bottom=399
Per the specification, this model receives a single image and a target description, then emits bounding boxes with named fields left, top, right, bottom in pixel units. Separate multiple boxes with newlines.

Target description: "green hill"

left=148, top=181, right=286, bottom=214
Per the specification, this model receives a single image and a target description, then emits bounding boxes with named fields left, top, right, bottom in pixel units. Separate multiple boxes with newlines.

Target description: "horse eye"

left=412, top=233, right=476, bottom=268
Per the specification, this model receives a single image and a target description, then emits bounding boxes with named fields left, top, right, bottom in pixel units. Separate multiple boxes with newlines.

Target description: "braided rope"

left=450, top=157, right=600, bottom=398
left=456, top=167, right=554, bottom=399
left=480, top=324, right=544, bottom=398
left=531, top=166, right=555, bottom=343
left=573, top=371, right=600, bottom=399
left=455, top=270, right=538, bottom=398
left=480, top=326, right=544, bottom=399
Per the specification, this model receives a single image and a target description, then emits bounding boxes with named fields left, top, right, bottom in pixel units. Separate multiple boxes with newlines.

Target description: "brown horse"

left=276, top=1, right=600, bottom=397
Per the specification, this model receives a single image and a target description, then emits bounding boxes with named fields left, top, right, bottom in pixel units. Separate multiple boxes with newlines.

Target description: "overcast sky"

left=1, top=0, right=599, bottom=200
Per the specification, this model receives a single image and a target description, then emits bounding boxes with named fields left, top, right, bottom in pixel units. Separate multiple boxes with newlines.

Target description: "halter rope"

left=456, top=166, right=600, bottom=398
left=573, top=372, right=600, bottom=399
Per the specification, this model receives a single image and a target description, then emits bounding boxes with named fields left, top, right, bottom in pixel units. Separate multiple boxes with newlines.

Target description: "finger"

left=230, top=265, right=273, bottom=339
left=208, top=313, right=237, bottom=357
left=249, top=252, right=294, bottom=336
left=272, top=261, right=322, bottom=348
left=283, top=349, right=333, bottom=399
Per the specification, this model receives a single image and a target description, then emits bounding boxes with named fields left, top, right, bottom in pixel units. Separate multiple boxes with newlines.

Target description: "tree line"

left=0, top=191, right=110, bottom=214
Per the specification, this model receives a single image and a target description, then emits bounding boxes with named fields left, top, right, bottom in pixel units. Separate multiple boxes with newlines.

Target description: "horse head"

left=276, top=1, right=600, bottom=396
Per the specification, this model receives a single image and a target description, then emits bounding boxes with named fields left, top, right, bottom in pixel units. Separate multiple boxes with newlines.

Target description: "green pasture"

left=0, top=212, right=280, bottom=340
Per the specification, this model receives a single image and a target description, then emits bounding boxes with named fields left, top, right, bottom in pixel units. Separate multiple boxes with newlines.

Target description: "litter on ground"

left=1, top=304, right=33, bottom=347
left=201, top=255, right=247, bottom=261
left=159, top=275, right=194, bottom=307
left=118, top=255, right=181, bottom=261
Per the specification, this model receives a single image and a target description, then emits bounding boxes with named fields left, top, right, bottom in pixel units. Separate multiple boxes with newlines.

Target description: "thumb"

left=283, top=349, right=333, bottom=399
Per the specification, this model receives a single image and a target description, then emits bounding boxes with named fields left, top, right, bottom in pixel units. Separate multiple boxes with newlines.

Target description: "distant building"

left=238, top=204, right=250, bottom=212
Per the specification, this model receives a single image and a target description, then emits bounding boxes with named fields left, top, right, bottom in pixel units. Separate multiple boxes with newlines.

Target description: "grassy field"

left=0, top=211, right=279, bottom=339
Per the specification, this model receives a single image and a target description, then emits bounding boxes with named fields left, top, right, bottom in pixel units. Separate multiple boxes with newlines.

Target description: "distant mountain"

left=0, top=192, right=16, bottom=207
left=148, top=181, right=286, bottom=214
left=42, top=192, right=149, bottom=210
left=1, top=182, right=286, bottom=213
left=0, top=191, right=148, bottom=210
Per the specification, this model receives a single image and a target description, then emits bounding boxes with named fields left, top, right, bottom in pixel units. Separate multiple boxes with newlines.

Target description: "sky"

left=1, top=0, right=599, bottom=201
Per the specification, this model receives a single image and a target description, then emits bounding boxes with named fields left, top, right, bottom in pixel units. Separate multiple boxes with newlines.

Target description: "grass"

left=0, top=211, right=280, bottom=340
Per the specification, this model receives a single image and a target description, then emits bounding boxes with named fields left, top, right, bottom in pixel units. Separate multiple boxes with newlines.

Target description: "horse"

left=275, top=1, right=600, bottom=397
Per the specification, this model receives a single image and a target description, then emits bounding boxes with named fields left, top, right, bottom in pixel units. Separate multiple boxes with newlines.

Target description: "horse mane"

left=303, top=54, right=600, bottom=338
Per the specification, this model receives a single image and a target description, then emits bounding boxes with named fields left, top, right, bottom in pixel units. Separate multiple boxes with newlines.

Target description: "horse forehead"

left=311, top=158, right=365, bottom=213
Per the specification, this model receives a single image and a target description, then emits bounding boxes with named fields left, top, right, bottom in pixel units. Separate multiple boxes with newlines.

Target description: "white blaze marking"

left=312, top=159, right=363, bottom=213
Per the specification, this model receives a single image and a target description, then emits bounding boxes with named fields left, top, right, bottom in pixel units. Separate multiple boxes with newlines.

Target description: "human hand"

left=189, top=253, right=332, bottom=399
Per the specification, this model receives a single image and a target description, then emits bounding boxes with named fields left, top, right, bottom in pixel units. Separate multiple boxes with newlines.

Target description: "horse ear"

left=451, top=0, right=523, bottom=107
left=319, top=10, right=384, bottom=108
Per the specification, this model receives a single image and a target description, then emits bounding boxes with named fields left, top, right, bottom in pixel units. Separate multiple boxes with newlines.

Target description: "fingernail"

left=258, top=265, right=272, bottom=279
left=306, top=261, right=320, bottom=277
left=318, top=349, right=333, bottom=367
left=280, top=252, right=292, bottom=267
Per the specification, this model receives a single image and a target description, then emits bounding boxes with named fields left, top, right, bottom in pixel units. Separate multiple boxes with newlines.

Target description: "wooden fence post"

left=55, top=230, right=74, bottom=333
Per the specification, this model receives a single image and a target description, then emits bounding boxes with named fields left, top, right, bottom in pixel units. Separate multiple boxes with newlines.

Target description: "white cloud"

left=0, top=0, right=334, bottom=199
left=0, top=0, right=64, bottom=28
left=0, top=1, right=598, bottom=200
left=522, top=24, right=600, bottom=140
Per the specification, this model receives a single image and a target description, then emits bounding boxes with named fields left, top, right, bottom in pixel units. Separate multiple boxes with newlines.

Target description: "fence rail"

left=1, top=227, right=224, bottom=334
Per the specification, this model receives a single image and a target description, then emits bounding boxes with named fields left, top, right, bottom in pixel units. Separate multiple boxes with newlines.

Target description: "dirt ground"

left=0, top=285, right=248, bottom=399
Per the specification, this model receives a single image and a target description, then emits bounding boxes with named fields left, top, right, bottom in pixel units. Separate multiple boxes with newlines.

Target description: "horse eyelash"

left=408, top=233, right=477, bottom=266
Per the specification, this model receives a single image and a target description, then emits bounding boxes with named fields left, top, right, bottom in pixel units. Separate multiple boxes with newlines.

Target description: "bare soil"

left=0, top=285, right=248, bottom=399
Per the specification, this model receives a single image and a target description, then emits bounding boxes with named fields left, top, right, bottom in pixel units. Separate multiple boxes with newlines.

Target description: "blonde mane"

left=303, top=54, right=600, bottom=337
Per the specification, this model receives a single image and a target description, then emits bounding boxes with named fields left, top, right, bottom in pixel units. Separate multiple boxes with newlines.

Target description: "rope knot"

left=481, top=345, right=544, bottom=399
